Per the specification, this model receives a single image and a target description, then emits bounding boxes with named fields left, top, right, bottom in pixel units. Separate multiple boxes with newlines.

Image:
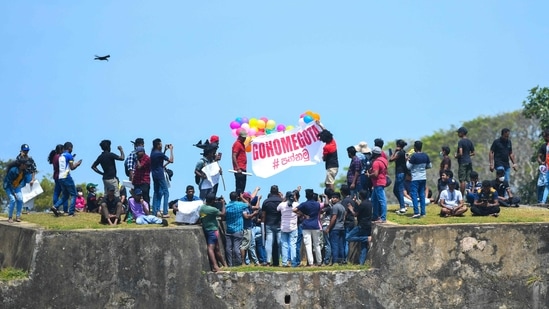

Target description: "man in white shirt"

left=439, top=178, right=468, bottom=217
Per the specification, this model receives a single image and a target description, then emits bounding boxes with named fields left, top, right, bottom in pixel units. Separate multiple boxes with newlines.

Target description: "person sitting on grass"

left=128, top=188, right=168, bottom=226
left=100, top=185, right=124, bottom=225
left=465, top=171, right=482, bottom=205
left=492, top=167, right=520, bottom=207
left=438, top=178, right=467, bottom=217
left=471, top=180, right=500, bottom=217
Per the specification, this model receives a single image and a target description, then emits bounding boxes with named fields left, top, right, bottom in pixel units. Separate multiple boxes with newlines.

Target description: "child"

left=86, top=183, right=99, bottom=213
left=75, top=187, right=86, bottom=212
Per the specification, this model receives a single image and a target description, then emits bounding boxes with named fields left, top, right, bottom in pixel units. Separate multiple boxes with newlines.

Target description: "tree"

left=522, top=86, right=549, bottom=130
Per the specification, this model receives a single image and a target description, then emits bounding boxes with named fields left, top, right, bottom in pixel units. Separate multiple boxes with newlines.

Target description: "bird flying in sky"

left=94, top=55, right=110, bottom=61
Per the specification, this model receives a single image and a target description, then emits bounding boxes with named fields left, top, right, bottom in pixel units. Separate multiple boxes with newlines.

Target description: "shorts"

left=205, top=230, right=219, bottom=245
left=458, top=163, right=473, bottom=182
left=240, top=229, right=253, bottom=250
left=325, top=167, right=339, bottom=185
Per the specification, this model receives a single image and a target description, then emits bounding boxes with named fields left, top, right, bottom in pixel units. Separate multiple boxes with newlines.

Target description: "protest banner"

left=251, top=123, right=324, bottom=178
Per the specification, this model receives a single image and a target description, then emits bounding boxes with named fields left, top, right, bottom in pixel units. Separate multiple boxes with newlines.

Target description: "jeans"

left=346, top=226, right=369, bottom=265
left=136, top=215, right=163, bottom=225
left=393, top=172, right=405, bottom=209
left=225, top=231, right=243, bottom=266
left=344, top=226, right=353, bottom=262
left=199, top=188, right=213, bottom=201
left=153, top=177, right=169, bottom=215
left=265, top=225, right=281, bottom=265
left=280, top=229, right=298, bottom=266
left=538, top=185, right=545, bottom=204
left=55, top=177, right=77, bottom=215
left=371, top=186, right=387, bottom=221
left=253, top=226, right=267, bottom=263
left=411, top=179, right=427, bottom=216
left=329, top=229, right=346, bottom=264
left=7, top=187, right=23, bottom=219
left=322, top=225, right=332, bottom=264
left=303, top=229, right=322, bottom=266
left=293, top=225, right=303, bottom=267
left=53, top=179, right=67, bottom=212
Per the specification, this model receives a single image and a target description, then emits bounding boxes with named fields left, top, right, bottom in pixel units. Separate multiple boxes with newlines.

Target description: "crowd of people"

left=2, top=123, right=540, bottom=270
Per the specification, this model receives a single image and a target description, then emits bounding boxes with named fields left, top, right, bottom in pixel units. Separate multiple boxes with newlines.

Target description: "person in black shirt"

left=92, top=139, right=125, bottom=198
left=100, top=185, right=124, bottom=225
left=489, top=128, right=517, bottom=182
left=345, top=190, right=372, bottom=265
left=261, top=185, right=283, bottom=266
left=492, top=168, right=520, bottom=207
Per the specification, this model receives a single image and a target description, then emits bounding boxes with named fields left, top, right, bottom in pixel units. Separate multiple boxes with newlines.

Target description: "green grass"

left=387, top=204, right=549, bottom=225
left=0, top=212, right=173, bottom=230
left=4, top=204, right=549, bottom=230
left=0, top=267, right=28, bottom=281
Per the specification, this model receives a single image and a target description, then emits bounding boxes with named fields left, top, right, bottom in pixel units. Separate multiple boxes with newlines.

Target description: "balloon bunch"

left=229, top=111, right=322, bottom=152
left=229, top=116, right=293, bottom=139
left=297, top=110, right=321, bottom=128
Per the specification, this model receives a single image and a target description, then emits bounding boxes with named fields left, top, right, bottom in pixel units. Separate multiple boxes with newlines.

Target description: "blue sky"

left=1, top=1, right=548, bottom=199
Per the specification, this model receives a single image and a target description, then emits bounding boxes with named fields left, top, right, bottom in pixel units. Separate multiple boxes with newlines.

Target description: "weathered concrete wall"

left=2, top=222, right=549, bottom=308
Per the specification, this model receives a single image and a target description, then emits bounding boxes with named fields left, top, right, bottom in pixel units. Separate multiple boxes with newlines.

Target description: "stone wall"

left=1, top=222, right=549, bottom=308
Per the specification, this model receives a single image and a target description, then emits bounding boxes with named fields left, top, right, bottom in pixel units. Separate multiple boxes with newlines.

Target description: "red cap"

left=210, top=135, right=219, bottom=143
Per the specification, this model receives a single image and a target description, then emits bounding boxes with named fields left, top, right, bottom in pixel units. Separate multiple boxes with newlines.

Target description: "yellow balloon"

left=249, top=118, right=258, bottom=127
left=266, top=119, right=276, bottom=130
left=257, top=119, right=266, bottom=129
left=286, top=125, right=294, bottom=131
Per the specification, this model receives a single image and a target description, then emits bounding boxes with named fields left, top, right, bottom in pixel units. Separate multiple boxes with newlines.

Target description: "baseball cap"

left=372, top=146, right=382, bottom=155
left=448, top=178, right=457, bottom=186
left=86, top=183, right=99, bottom=190
left=242, top=192, right=252, bottom=200
left=134, top=188, right=143, bottom=195
left=457, top=127, right=468, bottom=134
left=135, top=146, right=145, bottom=153
left=239, top=129, right=247, bottom=138
left=131, top=138, right=145, bottom=145
left=210, top=135, right=220, bottom=144
left=21, top=144, right=30, bottom=151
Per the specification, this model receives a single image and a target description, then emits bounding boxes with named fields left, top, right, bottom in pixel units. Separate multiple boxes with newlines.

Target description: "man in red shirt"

left=132, top=146, right=151, bottom=205
left=232, top=129, right=248, bottom=193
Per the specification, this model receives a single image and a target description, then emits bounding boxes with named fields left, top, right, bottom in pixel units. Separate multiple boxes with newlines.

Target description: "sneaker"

left=8, top=218, right=13, bottom=223
left=395, top=208, right=407, bottom=214
left=156, top=211, right=162, bottom=218
left=15, top=217, right=21, bottom=222
left=161, top=219, right=169, bottom=226
left=50, top=207, right=60, bottom=217
left=162, top=214, right=170, bottom=218
left=411, top=214, right=421, bottom=219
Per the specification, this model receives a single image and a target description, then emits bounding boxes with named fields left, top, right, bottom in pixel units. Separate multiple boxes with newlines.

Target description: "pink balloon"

left=260, top=117, right=268, bottom=123
left=248, top=128, right=257, bottom=136
left=230, top=121, right=241, bottom=129
left=256, top=131, right=265, bottom=136
left=231, top=129, right=238, bottom=137
left=276, top=124, right=286, bottom=132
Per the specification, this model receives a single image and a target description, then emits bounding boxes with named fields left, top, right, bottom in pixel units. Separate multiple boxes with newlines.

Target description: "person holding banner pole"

left=232, top=129, right=248, bottom=193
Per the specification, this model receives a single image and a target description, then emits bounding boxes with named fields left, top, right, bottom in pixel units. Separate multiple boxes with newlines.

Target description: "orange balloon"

left=312, top=113, right=320, bottom=121
left=245, top=144, right=251, bottom=152
left=305, top=110, right=313, bottom=116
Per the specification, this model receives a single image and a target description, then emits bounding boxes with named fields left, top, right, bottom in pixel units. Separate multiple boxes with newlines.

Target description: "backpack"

left=195, top=158, right=207, bottom=185
left=361, top=153, right=373, bottom=172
